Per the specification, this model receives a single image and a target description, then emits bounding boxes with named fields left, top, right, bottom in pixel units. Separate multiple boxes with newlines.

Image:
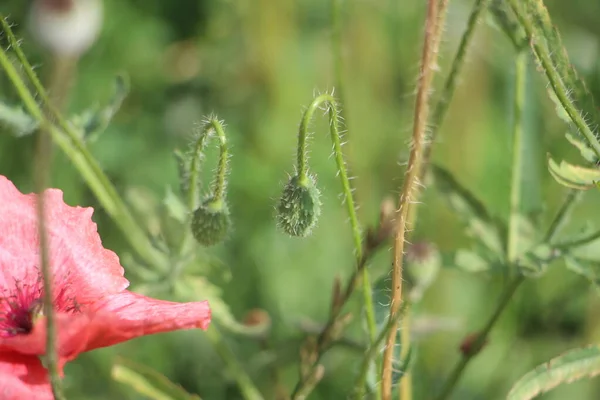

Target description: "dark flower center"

left=0, top=278, right=79, bottom=337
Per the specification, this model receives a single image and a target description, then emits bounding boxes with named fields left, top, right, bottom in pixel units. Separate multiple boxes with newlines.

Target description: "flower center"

left=0, top=278, right=79, bottom=337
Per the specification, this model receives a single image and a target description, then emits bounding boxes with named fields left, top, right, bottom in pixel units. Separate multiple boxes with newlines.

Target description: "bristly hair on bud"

left=276, top=174, right=321, bottom=237
left=176, top=116, right=232, bottom=246
left=191, top=196, right=231, bottom=246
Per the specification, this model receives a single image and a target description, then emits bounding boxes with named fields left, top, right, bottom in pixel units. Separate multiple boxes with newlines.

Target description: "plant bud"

left=29, top=0, right=103, bottom=56
left=276, top=174, right=321, bottom=237
left=191, top=197, right=231, bottom=246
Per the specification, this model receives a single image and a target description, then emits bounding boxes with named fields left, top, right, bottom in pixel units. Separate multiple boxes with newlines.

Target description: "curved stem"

left=187, top=118, right=229, bottom=210
left=545, top=190, right=582, bottom=243
left=0, top=17, right=168, bottom=274
left=382, top=0, right=445, bottom=397
left=296, top=93, right=377, bottom=342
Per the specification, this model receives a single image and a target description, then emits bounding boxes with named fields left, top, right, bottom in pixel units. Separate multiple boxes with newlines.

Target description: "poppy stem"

left=381, top=0, right=445, bottom=397
left=296, top=93, right=377, bottom=343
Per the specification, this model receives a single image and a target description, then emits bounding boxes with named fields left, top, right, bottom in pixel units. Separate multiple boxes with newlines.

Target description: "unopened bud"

left=191, top=197, right=231, bottom=246
left=29, top=0, right=103, bottom=56
left=276, top=174, right=321, bottom=237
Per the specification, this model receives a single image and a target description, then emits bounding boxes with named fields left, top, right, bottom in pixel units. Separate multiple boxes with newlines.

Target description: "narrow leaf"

left=507, top=345, right=600, bottom=400
left=430, top=165, right=505, bottom=255
left=547, top=156, right=600, bottom=190
left=0, top=101, right=37, bottom=137
left=112, top=357, right=201, bottom=400
left=565, top=256, right=600, bottom=289
left=565, top=133, right=599, bottom=164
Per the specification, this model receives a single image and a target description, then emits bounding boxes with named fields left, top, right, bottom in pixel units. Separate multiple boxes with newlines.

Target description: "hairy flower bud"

left=276, top=174, right=321, bottom=237
left=191, top=197, right=231, bottom=246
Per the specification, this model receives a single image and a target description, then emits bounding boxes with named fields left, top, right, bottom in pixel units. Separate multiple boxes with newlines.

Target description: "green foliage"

left=112, top=358, right=201, bottom=400
left=507, top=346, right=600, bottom=400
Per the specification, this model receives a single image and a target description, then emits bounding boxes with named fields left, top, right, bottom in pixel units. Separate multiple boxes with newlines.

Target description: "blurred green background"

left=3, top=0, right=600, bottom=399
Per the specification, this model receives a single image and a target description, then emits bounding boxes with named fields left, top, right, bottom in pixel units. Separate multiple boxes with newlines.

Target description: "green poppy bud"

left=191, top=197, right=231, bottom=246
left=276, top=174, right=321, bottom=237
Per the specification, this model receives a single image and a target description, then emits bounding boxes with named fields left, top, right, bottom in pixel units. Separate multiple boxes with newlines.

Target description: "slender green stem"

left=507, top=0, right=600, bottom=158
left=0, top=17, right=167, bottom=273
left=423, top=0, right=491, bottom=169
left=434, top=275, right=524, bottom=400
left=295, top=93, right=377, bottom=342
left=186, top=118, right=229, bottom=210
left=544, top=190, right=582, bottom=243
left=206, top=326, right=265, bottom=400
left=556, top=227, right=600, bottom=250
left=35, top=125, right=65, bottom=400
left=507, top=51, right=527, bottom=263
left=331, top=0, right=345, bottom=102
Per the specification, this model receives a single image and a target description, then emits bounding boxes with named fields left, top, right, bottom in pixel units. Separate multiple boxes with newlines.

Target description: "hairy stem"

left=507, top=0, right=600, bottom=157
left=296, top=93, right=377, bottom=342
left=381, top=0, right=445, bottom=397
left=187, top=118, right=230, bottom=209
left=424, top=0, right=491, bottom=170
left=0, top=16, right=168, bottom=274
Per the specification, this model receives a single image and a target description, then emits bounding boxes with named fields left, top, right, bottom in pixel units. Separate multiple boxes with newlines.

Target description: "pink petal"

left=0, top=176, right=128, bottom=304
left=0, top=353, right=52, bottom=400
left=85, top=291, right=211, bottom=351
left=0, top=293, right=210, bottom=365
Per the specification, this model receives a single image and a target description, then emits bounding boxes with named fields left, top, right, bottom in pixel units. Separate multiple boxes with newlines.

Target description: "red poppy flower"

left=0, top=175, right=211, bottom=395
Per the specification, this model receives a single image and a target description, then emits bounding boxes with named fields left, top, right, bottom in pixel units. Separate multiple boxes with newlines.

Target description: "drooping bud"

left=276, top=174, right=321, bottom=237
left=29, top=0, right=103, bottom=56
left=191, top=197, right=231, bottom=246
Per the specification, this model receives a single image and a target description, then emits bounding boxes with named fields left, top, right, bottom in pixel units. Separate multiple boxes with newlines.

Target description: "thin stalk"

left=433, top=276, right=524, bottom=400
left=381, top=0, right=444, bottom=397
left=400, top=4, right=449, bottom=399
left=544, top=190, right=582, bottom=243
left=507, top=51, right=527, bottom=262
left=423, top=0, right=491, bottom=170
left=206, top=326, right=265, bottom=400
left=0, top=17, right=168, bottom=273
left=331, top=0, right=345, bottom=103
left=295, top=93, right=377, bottom=343
left=434, top=45, right=528, bottom=400
left=506, top=0, right=600, bottom=158
left=35, top=125, right=65, bottom=400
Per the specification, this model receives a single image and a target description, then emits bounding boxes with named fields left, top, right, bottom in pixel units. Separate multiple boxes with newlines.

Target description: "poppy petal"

left=0, top=353, right=52, bottom=400
left=0, top=175, right=128, bottom=304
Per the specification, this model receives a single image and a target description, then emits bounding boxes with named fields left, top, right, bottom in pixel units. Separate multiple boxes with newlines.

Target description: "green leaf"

left=564, top=256, right=600, bottom=289
left=507, top=345, right=600, bottom=400
left=518, top=243, right=554, bottom=276
left=430, top=165, right=505, bottom=255
left=565, top=133, right=599, bottom=164
left=76, top=74, right=130, bottom=140
left=174, top=275, right=269, bottom=337
left=0, top=101, right=37, bottom=137
left=112, top=357, right=201, bottom=400
left=453, top=249, right=490, bottom=273
left=547, top=156, right=600, bottom=190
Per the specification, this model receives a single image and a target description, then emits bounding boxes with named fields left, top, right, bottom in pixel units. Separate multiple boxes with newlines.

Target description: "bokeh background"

left=2, top=0, right=600, bottom=399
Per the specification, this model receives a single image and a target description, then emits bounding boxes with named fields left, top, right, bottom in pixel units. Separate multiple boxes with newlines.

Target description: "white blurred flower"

left=29, top=0, right=103, bottom=56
